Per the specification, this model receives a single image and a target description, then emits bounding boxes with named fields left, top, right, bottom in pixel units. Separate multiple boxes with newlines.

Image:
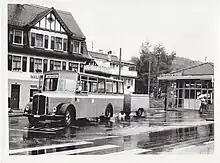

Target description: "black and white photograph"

left=1, top=0, right=218, bottom=158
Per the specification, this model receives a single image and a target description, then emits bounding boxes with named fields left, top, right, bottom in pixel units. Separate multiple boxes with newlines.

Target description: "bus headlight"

left=53, top=107, right=57, bottom=113
left=25, top=105, right=29, bottom=111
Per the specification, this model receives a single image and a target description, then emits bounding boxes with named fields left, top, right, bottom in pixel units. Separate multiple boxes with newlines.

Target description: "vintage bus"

left=23, top=70, right=124, bottom=126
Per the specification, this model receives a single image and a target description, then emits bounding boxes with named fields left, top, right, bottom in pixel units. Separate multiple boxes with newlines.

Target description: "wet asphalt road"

left=9, top=111, right=214, bottom=154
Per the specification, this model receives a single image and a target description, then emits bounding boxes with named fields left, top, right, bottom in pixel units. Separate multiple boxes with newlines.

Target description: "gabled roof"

left=171, top=62, right=214, bottom=76
left=88, top=51, right=135, bottom=65
left=8, top=4, right=85, bottom=39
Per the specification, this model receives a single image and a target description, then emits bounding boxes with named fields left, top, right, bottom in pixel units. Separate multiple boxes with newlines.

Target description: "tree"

left=131, top=41, right=176, bottom=96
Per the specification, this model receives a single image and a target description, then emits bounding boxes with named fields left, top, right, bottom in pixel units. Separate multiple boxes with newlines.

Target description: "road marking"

left=44, top=144, right=121, bottom=155
left=9, top=128, right=56, bottom=134
left=83, top=135, right=120, bottom=141
left=203, top=141, right=214, bottom=145
left=105, top=148, right=152, bottom=155
left=173, top=145, right=196, bottom=151
left=9, top=141, right=94, bottom=155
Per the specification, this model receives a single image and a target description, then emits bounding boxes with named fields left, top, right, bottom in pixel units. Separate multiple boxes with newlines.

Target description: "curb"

left=9, top=113, right=24, bottom=117
left=206, top=118, right=214, bottom=121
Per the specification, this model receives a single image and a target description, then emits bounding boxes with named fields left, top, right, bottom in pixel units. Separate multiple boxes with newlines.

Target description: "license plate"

left=34, top=115, right=40, bottom=118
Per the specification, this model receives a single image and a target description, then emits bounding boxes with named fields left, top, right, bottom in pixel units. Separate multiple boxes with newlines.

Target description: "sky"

left=9, top=0, right=218, bottom=62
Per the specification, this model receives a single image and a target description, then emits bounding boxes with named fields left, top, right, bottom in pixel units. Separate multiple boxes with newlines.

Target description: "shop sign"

left=30, top=74, right=40, bottom=79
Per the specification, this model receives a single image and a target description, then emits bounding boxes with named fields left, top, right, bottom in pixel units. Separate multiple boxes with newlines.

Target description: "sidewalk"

left=8, top=109, right=23, bottom=117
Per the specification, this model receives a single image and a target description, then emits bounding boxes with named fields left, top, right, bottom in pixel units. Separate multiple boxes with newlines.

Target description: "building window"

left=51, top=36, right=55, bottom=49
left=22, top=57, right=27, bottom=72
left=54, top=61, right=61, bottom=70
left=44, top=35, right=48, bottom=48
left=31, top=33, right=35, bottom=46
left=43, top=59, right=48, bottom=72
left=185, top=90, right=189, bottom=99
left=63, top=39, right=67, bottom=51
left=8, top=55, right=12, bottom=71
left=62, top=61, right=66, bottom=70
left=55, top=37, right=62, bottom=50
left=73, top=41, right=80, bottom=53
left=80, top=64, right=84, bottom=72
left=35, top=34, right=43, bottom=47
left=69, top=62, right=78, bottom=71
left=12, top=56, right=21, bottom=71
left=34, top=58, right=42, bottom=73
left=129, top=66, right=136, bottom=71
left=14, top=30, right=23, bottom=44
left=50, top=60, right=54, bottom=70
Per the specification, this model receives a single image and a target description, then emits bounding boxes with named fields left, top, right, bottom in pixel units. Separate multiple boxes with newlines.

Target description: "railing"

left=84, top=65, right=137, bottom=77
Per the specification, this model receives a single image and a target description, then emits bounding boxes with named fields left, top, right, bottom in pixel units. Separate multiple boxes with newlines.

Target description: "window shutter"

left=69, top=62, right=72, bottom=70
left=9, top=30, right=13, bottom=44
left=80, top=42, right=84, bottom=54
left=23, top=32, right=27, bottom=46
left=62, top=61, right=66, bottom=70
left=22, top=57, right=27, bottom=72
left=31, top=33, right=35, bottom=46
left=69, top=41, right=73, bottom=53
left=50, top=60, right=54, bottom=70
left=30, top=57, right=34, bottom=72
left=8, top=55, right=12, bottom=71
left=51, top=36, right=54, bottom=49
left=44, top=35, right=48, bottom=48
left=43, top=59, right=48, bottom=72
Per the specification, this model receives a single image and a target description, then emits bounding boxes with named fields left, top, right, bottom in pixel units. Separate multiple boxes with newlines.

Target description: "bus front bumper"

left=23, top=113, right=65, bottom=120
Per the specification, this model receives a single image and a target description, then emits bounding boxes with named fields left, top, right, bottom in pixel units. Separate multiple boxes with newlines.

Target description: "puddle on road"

left=9, top=112, right=213, bottom=151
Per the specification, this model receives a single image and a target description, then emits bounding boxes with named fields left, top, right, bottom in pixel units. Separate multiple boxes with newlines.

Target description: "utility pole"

left=156, top=53, right=160, bottom=99
left=92, top=41, right=93, bottom=51
left=119, top=48, right=122, bottom=80
left=148, top=53, right=151, bottom=95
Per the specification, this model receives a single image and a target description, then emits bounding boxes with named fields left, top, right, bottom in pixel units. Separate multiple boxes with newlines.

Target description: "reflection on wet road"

left=9, top=111, right=214, bottom=154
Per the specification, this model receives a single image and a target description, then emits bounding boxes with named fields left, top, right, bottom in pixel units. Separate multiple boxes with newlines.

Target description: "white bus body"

left=23, top=70, right=124, bottom=126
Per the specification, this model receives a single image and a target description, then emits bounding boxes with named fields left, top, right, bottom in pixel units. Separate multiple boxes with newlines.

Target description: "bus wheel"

left=105, top=106, right=113, bottom=120
left=28, top=117, right=39, bottom=126
left=136, top=108, right=143, bottom=117
left=125, top=112, right=130, bottom=119
left=62, top=108, right=75, bottom=126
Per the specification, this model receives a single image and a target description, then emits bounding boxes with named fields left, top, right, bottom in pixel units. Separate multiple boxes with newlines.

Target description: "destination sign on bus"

left=45, top=74, right=59, bottom=78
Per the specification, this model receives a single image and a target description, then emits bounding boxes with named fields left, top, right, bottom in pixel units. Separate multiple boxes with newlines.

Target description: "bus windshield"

left=43, top=74, right=59, bottom=91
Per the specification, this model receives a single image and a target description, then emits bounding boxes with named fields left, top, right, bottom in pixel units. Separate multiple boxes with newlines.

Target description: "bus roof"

left=44, top=70, right=124, bottom=82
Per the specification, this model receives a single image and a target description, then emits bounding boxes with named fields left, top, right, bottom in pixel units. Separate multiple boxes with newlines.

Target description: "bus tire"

left=28, top=116, right=39, bottom=126
left=105, top=104, right=113, bottom=120
left=125, top=112, right=130, bottom=119
left=136, top=108, right=143, bottom=117
left=62, top=107, right=76, bottom=126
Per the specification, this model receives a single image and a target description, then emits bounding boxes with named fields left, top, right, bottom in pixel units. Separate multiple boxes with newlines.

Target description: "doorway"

left=11, top=84, right=20, bottom=110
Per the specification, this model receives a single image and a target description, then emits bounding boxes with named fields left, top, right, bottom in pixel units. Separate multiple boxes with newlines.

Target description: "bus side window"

left=89, top=82, right=97, bottom=93
left=113, top=81, right=118, bottom=94
left=106, top=81, right=113, bottom=93
left=118, top=82, right=124, bottom=94
left=98, top=79, right=105, bottom=93
left=88, top=76, right=98, bottom=93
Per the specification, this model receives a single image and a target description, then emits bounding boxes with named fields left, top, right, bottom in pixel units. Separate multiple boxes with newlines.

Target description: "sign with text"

left=30, top=74, right=40, bottom=79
